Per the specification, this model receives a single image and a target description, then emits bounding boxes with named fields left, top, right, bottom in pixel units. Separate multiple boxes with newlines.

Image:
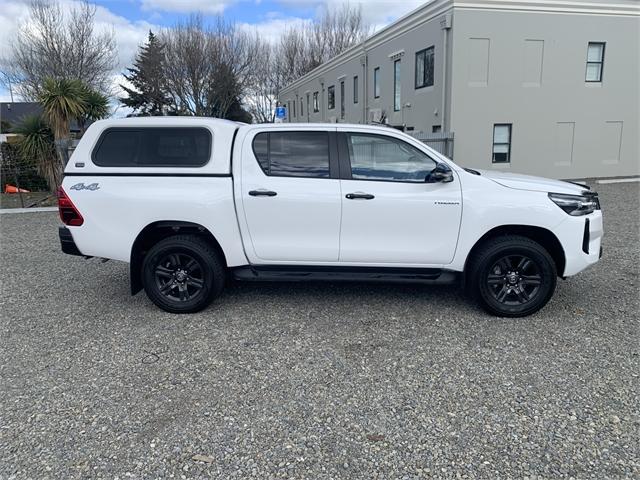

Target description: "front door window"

left=346, top=133, right=436, bottom=182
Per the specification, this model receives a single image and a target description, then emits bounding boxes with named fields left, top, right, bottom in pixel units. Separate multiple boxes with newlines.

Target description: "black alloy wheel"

left=154, top=252, right=205, bottom=303
left=469, top=235, right=557, bottom=317
left=486, top=254, right=542, bottom=306
left=142, top=235, right=225, bottom=313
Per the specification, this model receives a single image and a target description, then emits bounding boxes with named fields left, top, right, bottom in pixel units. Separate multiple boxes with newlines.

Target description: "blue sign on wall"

left=275, top=106, right=286, bottom=119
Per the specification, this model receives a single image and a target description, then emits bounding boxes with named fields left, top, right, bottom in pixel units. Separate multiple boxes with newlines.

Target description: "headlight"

left=548, top=192, right=600, bottom=216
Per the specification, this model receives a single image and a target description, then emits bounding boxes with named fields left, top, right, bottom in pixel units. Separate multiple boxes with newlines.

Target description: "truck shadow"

left=221, top=279, right=473, bottom=314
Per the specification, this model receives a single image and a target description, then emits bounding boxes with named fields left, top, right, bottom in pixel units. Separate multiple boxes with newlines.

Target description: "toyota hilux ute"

left=58, top=117, right=603, bottom=317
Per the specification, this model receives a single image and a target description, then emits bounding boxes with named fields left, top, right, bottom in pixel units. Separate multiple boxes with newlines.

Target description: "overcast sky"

left=0, top=0, right=427, bottom=106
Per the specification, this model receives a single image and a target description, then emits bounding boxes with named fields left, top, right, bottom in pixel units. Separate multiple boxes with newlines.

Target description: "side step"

left=231, top=265, right=459, bottom=285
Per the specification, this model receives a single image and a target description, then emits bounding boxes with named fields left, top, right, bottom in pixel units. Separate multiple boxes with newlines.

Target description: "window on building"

left=393, top=59, right=401, bottom=111
left=586, top=42, right=605, bottom=82
left=292, top=99, right=296, bottom=118
left=373, top=67, right=380, bottom=98
left=353, top=75, right=359, bottom=103
left=492, top=124, right=512, bottom=163
left=432, top=125, right=442, bottom=133
left=415, top=46, right=435, bottom=89
left=93, top=128, right=211, bottom=167
left=345, top=133, right=436, bottom=183
left=328, top=85, right=335, bottom=110
left=313, top=92, right=319, bottom=112
left=340, top=80, right=345, bottom=119
left=300, top=98, right=304, bottom=117
left=252, top=131, right=330, bottom=178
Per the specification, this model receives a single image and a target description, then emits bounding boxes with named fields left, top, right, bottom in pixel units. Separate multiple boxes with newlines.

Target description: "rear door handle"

left=249, top=189, right=277, bottom=197
left=346, top=192, right=375, bottom=200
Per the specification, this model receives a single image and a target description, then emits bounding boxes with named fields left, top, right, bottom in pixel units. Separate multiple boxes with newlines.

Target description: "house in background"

left=279, top=0, right=640, bottom=179
left=1, top=102, right=43, bottom=143
left=0, top=102, right=85, bottom=143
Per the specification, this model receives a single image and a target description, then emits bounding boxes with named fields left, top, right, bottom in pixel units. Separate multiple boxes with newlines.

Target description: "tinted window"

left=94, top=130, right=138, bottom=166
left=415, top=46, right=434, bottom=88
left=93, top=128, right=211, bottom=167
left=346, top=133, right=436, bottom=182
left=353, top=75, right=358, bottom=103
left=252, top=132, right=330, bottom=178
left=328, top=86, right=335, bottom=110
left=252, top=132, right=269, bottom=172
left=373, top=67, right=380, bottom=98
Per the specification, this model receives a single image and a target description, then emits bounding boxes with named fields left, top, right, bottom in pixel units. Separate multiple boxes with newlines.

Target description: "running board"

left=231, top=265, right=459, bottom=285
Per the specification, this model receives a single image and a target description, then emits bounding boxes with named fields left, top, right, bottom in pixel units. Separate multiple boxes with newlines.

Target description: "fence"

left=0, top=139, right=81, bottom=208
left=410, top=131, right=454, bottom=159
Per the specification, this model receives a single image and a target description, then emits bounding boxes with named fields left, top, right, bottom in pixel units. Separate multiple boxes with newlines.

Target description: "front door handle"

left=346, top=192, right=375, bottom=200
left=249, top=189, right=277, bottom=197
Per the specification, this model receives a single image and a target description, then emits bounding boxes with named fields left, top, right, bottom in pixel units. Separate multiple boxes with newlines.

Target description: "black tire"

left=142, top=235, right=225, bottom=313
left=467, top=235, right=557, bottom=317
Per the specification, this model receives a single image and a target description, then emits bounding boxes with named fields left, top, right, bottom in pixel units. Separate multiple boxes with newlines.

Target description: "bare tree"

left=161, top=16, right=258, bottom=119
left=248, top=3, right=368, bottom=122
left=2, top=0, right=117, bottom=100
left=312, top=3, right=368, bottom=62
left=245, top=38, right=281, bottom=123
left=282, top=4, right=368, bottom=80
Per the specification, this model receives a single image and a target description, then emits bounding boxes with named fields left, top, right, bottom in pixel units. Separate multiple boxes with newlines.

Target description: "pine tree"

left=120, top=31, right=170, bottom=116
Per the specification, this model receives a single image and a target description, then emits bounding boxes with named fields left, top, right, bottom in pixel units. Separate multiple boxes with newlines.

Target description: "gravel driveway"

left=1, top=182, right=638, bottom=479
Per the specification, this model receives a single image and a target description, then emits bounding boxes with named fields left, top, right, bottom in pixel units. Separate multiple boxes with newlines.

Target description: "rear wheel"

left=142, top=235, right=225, bottom=313
left=468, top=235, right=557, bottom=317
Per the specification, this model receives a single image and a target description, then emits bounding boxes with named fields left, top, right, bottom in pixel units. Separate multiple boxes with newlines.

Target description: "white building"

left=279, top=0, right=640, bottom=179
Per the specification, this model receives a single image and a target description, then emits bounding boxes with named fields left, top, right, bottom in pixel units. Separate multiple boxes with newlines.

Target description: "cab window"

left=344, top=133, right=436, bottom=182
left=252, top=132, right=330, bottom=178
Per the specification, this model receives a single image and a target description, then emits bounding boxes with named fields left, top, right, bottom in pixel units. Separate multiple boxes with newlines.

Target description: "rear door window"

left=251, top=131, right=330, bottom=178
left=93, top=127, right=212, bottom=167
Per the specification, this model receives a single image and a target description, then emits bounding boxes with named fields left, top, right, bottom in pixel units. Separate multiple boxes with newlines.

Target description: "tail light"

left=57, top=187, right=84, bottom=226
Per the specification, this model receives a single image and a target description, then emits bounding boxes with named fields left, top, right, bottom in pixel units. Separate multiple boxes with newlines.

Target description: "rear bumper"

left=59, top=226, right=83, bottom=256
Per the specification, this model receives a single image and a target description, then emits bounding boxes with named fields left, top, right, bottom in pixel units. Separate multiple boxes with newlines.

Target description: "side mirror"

left=426, top=163, right=454, bottom=183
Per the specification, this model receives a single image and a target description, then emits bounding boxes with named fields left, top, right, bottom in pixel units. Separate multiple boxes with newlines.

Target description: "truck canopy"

left=65, top=117, right=240, bottom=176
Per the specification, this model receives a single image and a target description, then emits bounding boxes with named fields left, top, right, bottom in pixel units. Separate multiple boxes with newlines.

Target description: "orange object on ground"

left=4, top=184, right=30, bottom=193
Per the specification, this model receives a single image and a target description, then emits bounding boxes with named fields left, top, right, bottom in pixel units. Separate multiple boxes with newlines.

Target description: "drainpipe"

left=360, top=53, right=368, bottom=124
left=440, top=14, right=452, bottom=132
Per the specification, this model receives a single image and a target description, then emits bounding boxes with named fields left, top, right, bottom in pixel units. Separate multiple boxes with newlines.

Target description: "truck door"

left=337, top=130, right=462, bottom=265
left=239, top=129, right=341, bottom=263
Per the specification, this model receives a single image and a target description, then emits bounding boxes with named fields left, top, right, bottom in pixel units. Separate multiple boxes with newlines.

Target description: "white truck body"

left=59, top=117, right=603, bottom=316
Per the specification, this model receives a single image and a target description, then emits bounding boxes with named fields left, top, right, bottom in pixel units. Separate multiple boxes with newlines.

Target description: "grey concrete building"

left=279, top=0, right=639, bottom=179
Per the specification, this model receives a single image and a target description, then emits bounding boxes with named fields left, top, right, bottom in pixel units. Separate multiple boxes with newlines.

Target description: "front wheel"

left=468, top=235, right=557, bottom=317
left=142, top=235, right=225, bottom=313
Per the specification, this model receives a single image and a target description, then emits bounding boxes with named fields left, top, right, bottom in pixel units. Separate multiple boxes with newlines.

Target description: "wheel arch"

left=463, top=225, right=566, bottom=282
left=130, top=221, right=227, bottom=295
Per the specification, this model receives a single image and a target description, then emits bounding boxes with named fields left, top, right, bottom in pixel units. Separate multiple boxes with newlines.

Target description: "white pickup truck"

left=58, top=117, right=603, bottom=317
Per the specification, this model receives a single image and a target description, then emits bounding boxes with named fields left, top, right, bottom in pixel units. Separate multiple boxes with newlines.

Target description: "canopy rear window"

left=92, top=127, right=212, bottom=167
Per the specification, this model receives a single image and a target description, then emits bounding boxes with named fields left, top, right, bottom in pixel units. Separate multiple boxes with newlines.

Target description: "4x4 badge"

left=70, top=182, right=100, bottom=191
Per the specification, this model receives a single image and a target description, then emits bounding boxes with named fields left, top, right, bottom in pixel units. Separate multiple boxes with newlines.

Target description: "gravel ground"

left=0, top=193, right=57, bottom=209
left=0, top=182, right=638, bottom=479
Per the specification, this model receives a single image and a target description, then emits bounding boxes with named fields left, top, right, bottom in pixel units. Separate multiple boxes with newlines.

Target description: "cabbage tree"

left=13, top=115, right=61, bottom=191
left=39, top=78, right=87, bottom=166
